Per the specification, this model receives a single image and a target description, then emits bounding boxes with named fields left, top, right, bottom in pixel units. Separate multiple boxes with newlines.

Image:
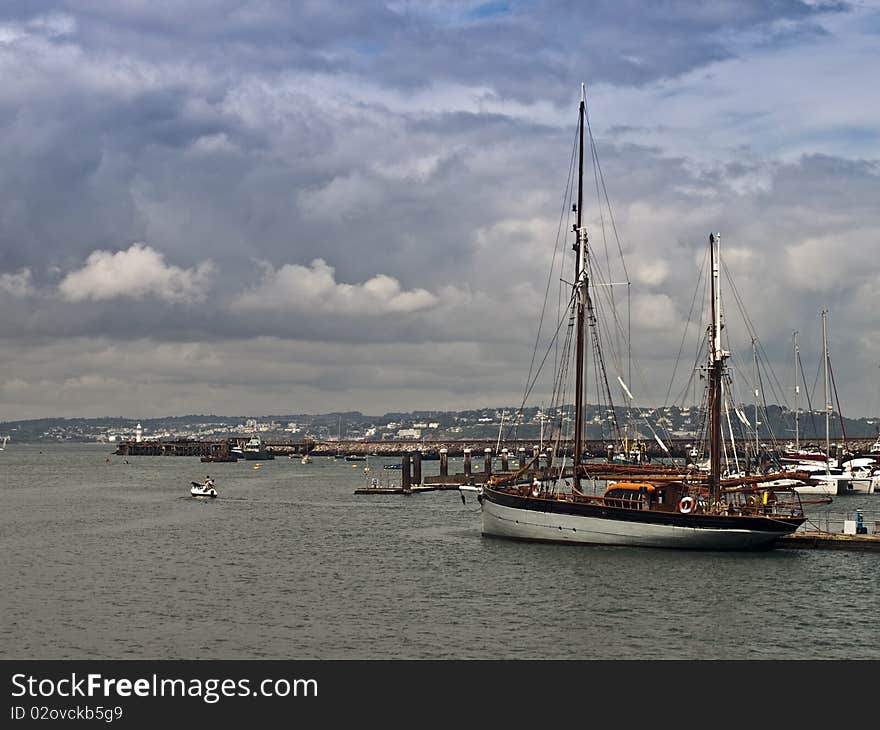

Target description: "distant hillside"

left=2, top=404, right=878, bottom=444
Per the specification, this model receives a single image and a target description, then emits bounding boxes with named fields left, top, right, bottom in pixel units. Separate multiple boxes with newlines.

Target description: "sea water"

left=1, top=443, right=878, bottom=659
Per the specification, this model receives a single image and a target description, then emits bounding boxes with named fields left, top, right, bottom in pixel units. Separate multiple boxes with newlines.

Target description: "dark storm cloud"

left=1, top=0, right=877, bottom=420
left=0, top=0, right=847, bottom=275
left=0, top=2, right=845, bottom=94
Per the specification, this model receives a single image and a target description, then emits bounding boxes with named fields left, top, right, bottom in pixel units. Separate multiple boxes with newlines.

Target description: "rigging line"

left=722, top=381, right=739, bottom=474
left=553, top=277, right=563, bottom=401
left=521, top=123, right=580, bottom=420
left=586, top=100, right=635, bottom=413
left=551, top=310, right=576, bottom=412
left=756, top=349, right=780, bottom=448
left=586, top=251, right=654, bottom=420
left=512, top=289, right=571, bottom=438
left=583, top=245, right=626, bottom=371
left=583, top=92, right=630, bottom=284
left=588, top=122, right=613, bottom=295
left=756, top=337, right=788, bottom=410
left=587, top=291, right=621, bottom=440
left=508, top=283, right=579, bottom=440
left=673, top=331, right=707, bottom=409
left=584, top=93, right=634, bottom=390
left=828, top=356, right=848, bottom=446
left=664, top=243, right=710, bottom=407
left=808, top=333, right=823, bottom=438
left=798, top=345, right=821, bottom=441
left=588, top=126, right=622, bottom=379
left=719, top=264, right=789, bottom=408
left=670, top=270, right=711, bottom=412
left=587, top=262, right=625, bottom=391
left=591, top=309, right=613, bottom=444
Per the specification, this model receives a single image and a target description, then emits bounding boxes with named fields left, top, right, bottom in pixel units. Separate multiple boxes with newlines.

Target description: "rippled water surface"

left=2, top=444, right=878, bottom=659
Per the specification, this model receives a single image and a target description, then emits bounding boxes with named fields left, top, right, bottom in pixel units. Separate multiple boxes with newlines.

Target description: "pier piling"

left=401, top=453, right=412, bottom=491
left=439, top=448, right=448, bottom=477
left=412, top=451, right=422, bottom=486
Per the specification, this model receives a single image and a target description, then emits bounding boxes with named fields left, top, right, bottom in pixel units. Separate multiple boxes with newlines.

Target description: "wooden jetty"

left=354, top=447, right=552, bottom=495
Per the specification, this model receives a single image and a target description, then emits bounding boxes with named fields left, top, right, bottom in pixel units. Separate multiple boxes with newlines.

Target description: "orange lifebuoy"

left=678, top=496, right=696, bottom=514
left=531, top=480, right=542, bottom=498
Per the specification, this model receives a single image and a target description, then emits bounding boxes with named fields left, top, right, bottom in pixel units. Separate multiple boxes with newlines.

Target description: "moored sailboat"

left=477, top=86, right=807, bottom=550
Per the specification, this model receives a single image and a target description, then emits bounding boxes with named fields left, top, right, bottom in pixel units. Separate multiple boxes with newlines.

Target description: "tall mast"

left=753, top=338, right=759, bottom=458
left=708, top=233, right=727, bottom=500
left=822, top=309, right=830, bottom=471
left=572, top=84, right=588, bottom=492
left=793, top=331, right=799, bottom=450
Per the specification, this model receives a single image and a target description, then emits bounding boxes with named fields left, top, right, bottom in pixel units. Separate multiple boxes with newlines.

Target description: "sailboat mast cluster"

left=474, top=85, right=808, bottom=550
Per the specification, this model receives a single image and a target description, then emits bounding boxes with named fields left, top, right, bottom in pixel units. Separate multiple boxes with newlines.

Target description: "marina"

left=109, top=434, right=880, bottom=550
left=2, top=442, right=878, bottom=660
left=2, top=2, right=880, bottom=679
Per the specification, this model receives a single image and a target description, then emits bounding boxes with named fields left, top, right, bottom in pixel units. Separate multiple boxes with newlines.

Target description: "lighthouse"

left=135, top=422, right=143, bottom=443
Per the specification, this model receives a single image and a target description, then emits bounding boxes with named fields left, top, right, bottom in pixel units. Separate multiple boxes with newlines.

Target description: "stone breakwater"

left=115, top=437, right=880, bottom=459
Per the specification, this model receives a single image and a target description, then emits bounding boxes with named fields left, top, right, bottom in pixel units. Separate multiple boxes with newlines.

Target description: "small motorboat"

left=190, top=480, right=218, bottom=498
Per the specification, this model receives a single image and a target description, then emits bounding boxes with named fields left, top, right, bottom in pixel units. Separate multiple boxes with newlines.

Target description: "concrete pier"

left=776, top=531, right=880, bottom=551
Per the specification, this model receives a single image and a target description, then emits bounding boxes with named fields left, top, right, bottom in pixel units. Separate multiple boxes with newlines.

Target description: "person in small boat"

left=204, top=476, right=215, bottom=489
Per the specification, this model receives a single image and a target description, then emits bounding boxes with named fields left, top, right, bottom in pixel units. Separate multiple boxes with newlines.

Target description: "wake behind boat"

left=475, top=86, right=807, bottom=550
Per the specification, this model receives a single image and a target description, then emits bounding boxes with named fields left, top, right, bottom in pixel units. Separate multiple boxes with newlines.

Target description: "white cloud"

left=27, top=13, right=77, bottom=38
left=59, top=243, right=215, bottom=303
left=233, top=258, right=438, bottom=314
left=633, top=259, right=669, bottom=286
left=296, top=173, right=385, bottom=221
left=0, top=268, right=35, bottom=297
left=783, top=230, right=876, bottom=293
left=632, top=293, right=678, bottom=330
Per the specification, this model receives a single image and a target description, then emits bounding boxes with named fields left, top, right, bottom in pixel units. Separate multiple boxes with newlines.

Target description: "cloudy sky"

left=1, top=0, right=879, bottom=421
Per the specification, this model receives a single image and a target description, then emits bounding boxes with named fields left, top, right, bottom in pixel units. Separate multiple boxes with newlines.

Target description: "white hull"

left=481, top=498, right=793, bottom=550
left=794, top=474, right=878, bottom=495
left=190, top=487, right=217, bottom=498
left=792, top=481, right=839, bottom=495
left=847, top=478, right=875, bottom=494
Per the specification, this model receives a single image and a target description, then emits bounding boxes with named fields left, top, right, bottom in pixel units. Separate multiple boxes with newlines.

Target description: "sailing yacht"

left=477, top=86, right=807, bottom=550
left=779, top=311, right=876, bottom=494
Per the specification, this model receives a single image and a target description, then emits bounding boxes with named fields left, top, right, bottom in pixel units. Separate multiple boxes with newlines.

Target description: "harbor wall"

left=114, top=437, right=880, bottom=459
